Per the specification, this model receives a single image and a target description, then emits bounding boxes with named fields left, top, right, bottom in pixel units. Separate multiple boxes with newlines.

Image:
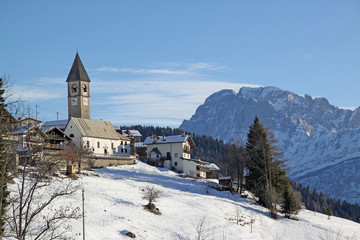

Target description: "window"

left=69, top=134, right=74, bottom=138
left=104, top=149, right=107, bottom=155
left=97, top=142, right=100, bottom=148
left=121, top=141, right=123, bottom=145
left=125, top=141, right=127, bottom=145
left=121, top=148, right=124, bottom=152
left=174, top=162, right=178, bottom=166
left=111, top=143, right=114, bottom=149
left=87, top=141, right=90, bottom=149
left=72, top=84, right=77, bottom=93
left=174, top=153, right=178, bottom=157
left=83, top=84, right=87, bottom=92
left=125, top=149, right=127, bottom=153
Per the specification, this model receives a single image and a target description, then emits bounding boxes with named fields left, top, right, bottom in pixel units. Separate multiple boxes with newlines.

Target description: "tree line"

left=291, top=181, right=360, bottom=223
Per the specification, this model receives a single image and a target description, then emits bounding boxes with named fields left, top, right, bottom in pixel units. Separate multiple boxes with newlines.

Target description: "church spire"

left=66, top=52, right=91, bottom=83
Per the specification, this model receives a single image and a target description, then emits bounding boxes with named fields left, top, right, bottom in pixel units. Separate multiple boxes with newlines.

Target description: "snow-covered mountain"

left=7, top=162, right=360, bottom=240
left=180, top=86, right=360, bottom=204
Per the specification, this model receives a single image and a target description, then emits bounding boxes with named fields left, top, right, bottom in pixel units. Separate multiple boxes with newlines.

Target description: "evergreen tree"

left=245, top=116, right=290, bottom=217
left=246, top=116, right=275, bottom=214
left=0, top=77, right=9, bottom=236
left=282, top=184, right=298, bottom=218
left=326, top=207, right=332, bottom=220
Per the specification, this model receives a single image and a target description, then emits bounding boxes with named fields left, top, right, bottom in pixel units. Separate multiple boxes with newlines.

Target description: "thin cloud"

left=97, top=67, right=120, bottom=72
left=119, top=68, right=194, bottom=75
left=90, top=78, right=260, bottom=126
left=303, top=53, right=312, bottom=60
left=96, top=62, right=229, bottom=76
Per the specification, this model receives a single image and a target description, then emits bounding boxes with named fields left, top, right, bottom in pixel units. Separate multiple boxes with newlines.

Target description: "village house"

left=144, top=133, right=219, bottom=178
left=10, top=123, right=70, bottom=166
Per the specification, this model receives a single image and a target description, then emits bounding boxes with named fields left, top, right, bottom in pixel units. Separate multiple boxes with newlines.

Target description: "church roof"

left=68, top=117, right=119, bottom=140
left=66, top=52, right=91, bottom=83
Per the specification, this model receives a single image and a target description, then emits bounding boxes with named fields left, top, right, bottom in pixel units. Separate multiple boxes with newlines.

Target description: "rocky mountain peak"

left=180, top=86, right=360, bottom=204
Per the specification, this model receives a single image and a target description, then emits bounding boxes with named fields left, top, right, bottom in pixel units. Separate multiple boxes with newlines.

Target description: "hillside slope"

left=180, top=87, right=360, bottom=204
left=9, top=162, right=359, bottom=240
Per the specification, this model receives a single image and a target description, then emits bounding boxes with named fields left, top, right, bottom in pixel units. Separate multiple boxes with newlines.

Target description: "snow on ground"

left=7, top=161, right=360, bottom=239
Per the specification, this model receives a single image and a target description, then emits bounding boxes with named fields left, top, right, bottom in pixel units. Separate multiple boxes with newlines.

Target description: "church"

left=62, top=53, right=135, bottom=167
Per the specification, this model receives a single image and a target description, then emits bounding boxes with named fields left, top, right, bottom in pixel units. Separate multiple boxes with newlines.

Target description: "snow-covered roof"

left=218, top=176, right=232, bottom=180
left=144, top=135, right=194, bottom=145
left=42, top=119, right=68, bottom=131
left=135, top=142, right=146, bottom=148
left=206, top=163, right=220, bottom=171
left=11, top=125, right=34, bottom=135
left=121, top=130, right=142, bottom=137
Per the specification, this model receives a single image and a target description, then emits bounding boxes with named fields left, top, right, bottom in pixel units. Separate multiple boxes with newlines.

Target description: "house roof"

left=42, top=119, right=68, bottom=131
left=143, top=135, right=194, bottom=146
left=69, top=117, right=119, bottom=140
left=18, top=117, right=42, bottom=125
left=121, top=129, right=142, bottom=137
left=42, top=126, right=71, bottom=140
left=66, top=52, right=90, bottom=83
left=150, top=147, right=161, bottom=155
left=135, top=142, right=146, bottom=148
left=206, top=163, right=220, bottom=171
left=11, top=125, right=35, bottom=135
left=118, top=133, right=131, bottom=141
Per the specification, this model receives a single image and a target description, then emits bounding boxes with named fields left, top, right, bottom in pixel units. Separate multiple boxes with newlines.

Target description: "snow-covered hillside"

left=7, top=161, right=360, bottom=240
left=179, top=86, right=360, bottom=204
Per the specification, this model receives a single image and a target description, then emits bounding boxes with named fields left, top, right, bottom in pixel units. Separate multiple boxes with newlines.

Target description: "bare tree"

left=6, top=166, right=81, bottom=240
left=1, top=76, right=81, bottom=239
left=60, top=142, right=92, bottom=173
left=142, top=185, right=162, bottom=205
left=226, top=140, right=247, bottom=193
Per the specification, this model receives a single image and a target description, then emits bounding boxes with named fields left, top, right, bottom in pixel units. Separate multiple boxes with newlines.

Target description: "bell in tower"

left=66, top=52, right=91, bottom=119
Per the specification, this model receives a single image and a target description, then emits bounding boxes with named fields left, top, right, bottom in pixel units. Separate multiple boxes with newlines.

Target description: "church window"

left=83, top=84, right=87, bottom=92
left=97, top=142, right=100, bottom=148
left=72, top=84, right=77, bottom=93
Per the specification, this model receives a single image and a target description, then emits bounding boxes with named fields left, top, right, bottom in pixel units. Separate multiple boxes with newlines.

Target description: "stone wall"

left=81, top=155, right=136, bottom=169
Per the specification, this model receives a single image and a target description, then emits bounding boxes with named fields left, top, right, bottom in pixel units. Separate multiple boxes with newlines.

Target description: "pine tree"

left=246, top=116, right=275, bottom=214
left=0, top=77, right=9, bottom=237
left=326, top=207, right=332, bottom=220
left=282, top=184, right=298, bottom=218
left=245, top=116, right=290, bottom=218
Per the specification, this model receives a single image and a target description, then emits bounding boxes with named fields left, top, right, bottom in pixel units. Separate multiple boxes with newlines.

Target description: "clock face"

left=83, top=97, right=88, bottom=105
left=71, top=97, right=78, bottom=106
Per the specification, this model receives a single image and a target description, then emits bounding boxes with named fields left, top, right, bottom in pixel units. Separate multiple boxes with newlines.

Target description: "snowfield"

left=7, top=161, right=360, bottom=240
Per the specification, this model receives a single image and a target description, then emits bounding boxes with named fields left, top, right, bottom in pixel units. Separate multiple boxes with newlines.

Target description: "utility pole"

left=35, top=104, right=38, bottom=123
left=82, top=189, right=85, bottom=240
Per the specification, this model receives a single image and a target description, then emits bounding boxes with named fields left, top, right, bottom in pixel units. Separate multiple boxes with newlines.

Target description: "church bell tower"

left=66, top=52, right=91, bottom=119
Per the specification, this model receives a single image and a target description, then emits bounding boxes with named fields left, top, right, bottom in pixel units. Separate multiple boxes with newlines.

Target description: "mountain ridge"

left=180, top=86, right=360, bottom=204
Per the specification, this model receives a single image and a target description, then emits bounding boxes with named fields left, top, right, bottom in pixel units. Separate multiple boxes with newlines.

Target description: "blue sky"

left=1, top=1, right=359, bottom=127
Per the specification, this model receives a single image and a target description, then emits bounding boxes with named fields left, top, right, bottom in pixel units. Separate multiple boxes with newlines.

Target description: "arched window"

left=69, top=134, right=74, bottom=138
left=72, top=84, right=77, bottom=93
left=83, top=84, right=87, bottom=92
